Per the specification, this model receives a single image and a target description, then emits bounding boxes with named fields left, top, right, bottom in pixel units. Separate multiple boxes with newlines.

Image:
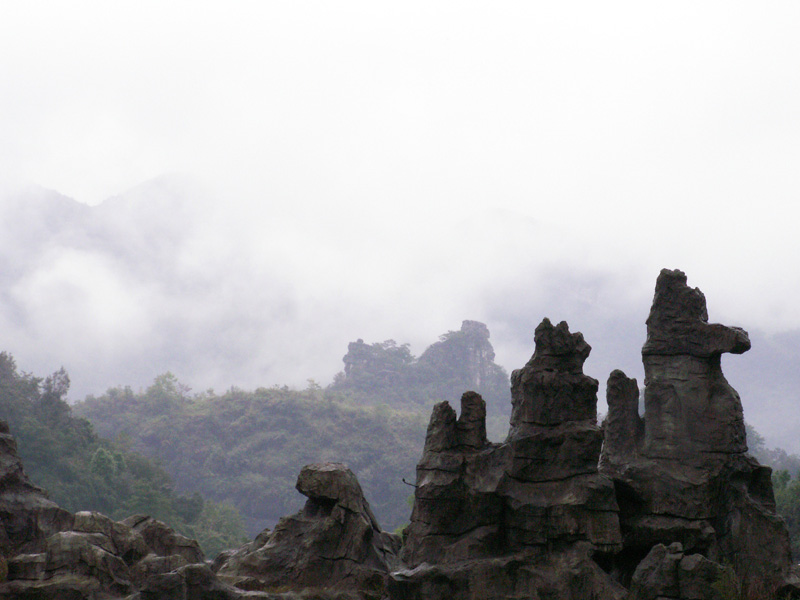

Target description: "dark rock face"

left=601, top=369, right=643, bottom=464
left=395, top=320, right=626, bottom=599
left=629, top=542, right=734, bottom=600
left=397, top=270, right=796, bottom=599
left=216, top=462, right=401, bottom=597
left=0, top=421, right=73, bottom=557
left=0, top=419, right=249, bottom=599
left=641, top=269, right=749, bottom=458
left=0, top=420, right=74, bottom=559
left=600, top=268, right=793, bottom=594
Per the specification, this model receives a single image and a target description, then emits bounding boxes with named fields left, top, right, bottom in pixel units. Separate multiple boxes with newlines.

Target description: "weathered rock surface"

left=0, top=420, right=74, bottom=558
left=601, top=268, right=794, bottom=594
left=395, top=319, right=625, bottom=599
left=0, top=418, right=252, bottom=599
left=629, top=542, right=734, bottom=600
left=216, top=462, right=401, bottom=598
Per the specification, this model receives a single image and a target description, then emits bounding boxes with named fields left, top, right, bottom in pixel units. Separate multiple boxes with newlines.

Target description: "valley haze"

left=0, top=4, right=798, bottom=450
left=0, top=179, right=798, bottom=455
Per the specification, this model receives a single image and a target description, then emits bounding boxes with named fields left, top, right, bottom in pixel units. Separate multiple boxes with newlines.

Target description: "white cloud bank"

left=0, top=3, right=798, bottom=444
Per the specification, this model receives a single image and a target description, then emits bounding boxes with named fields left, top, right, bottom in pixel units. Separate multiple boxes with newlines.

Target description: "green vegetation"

left=0, top=353, right=248, bottom=557
left=75, top=378, right=429, bottom=535
left=772, top=471, right=800, bottom=560
left=75, top=326, right=512, bottom=537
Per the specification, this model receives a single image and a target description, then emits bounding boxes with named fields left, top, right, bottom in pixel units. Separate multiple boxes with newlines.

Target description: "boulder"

left=216, top=462, right=401, bottom=597
left=629, top=542, right=733, bottom=600
left=0, top=419, right=249, bottom=600
left=120, top=514, right=204, bottom=565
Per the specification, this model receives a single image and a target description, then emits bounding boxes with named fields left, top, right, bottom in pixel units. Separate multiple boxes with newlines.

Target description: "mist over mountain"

left=1, top=177, right=797, bottom=452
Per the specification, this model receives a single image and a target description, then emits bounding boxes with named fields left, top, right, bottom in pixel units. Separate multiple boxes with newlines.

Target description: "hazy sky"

left=0, top=3, right=799, bottom=426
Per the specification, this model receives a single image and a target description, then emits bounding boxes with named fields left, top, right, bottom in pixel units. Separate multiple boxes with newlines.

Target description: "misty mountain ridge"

left=1, top=177, right=798, bottom=452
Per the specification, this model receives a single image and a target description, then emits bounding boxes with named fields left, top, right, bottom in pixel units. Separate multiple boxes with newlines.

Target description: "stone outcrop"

left=393, top=319, right=626, bottom=599
left=216, top=462, right=401, bottom=598
left=417, top=320, right=501, bottom=392
left=601, top=268, right=795, bottom=594
left=0, top=418, right=247, bottom=599
left=394, top=269, right=798, bottom=599
left=628, top=542, right=735, bottom=600
left=0, top=418, right=399, bottom=599
left=0, top=420, right=73, bottom=559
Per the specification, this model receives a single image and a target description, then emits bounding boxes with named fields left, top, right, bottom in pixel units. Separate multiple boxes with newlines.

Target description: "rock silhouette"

left=601, top=268, right=794, bottom=595
left=393, top=319, right=626, bottom=599
left=216, top=462, right=401, bottom=596
left=394, top=269, right=798, bottom=598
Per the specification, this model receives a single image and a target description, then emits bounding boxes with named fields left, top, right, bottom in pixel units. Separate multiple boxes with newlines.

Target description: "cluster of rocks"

left=389, top=269, right=799, bottom=599
left=1, top=269, right=799, bottom=599
left=1, top=421, right=398, bottom=599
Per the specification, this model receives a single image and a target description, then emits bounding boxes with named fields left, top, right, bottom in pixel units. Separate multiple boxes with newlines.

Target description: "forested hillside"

left=76, top=378, right=427, bottom=535
left=74, top=321, right=511, bottom=536
left=0, top=352, right=248, bottom=556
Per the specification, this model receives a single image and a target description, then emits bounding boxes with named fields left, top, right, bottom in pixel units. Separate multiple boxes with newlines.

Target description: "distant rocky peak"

left=334, top=320, right=510, bottom=415
left=459, top=319, right=490, bottom=340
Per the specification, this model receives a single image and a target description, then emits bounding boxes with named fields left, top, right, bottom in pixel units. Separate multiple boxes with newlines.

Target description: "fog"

left=1, top=3, right=799, bottom=447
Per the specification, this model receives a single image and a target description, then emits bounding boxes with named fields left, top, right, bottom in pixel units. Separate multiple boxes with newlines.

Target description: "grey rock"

left=120, top=514, right=204, bottom=565
left=601, top=269, right=794, bottom=595
left=397, top=320, right=622, bottom=599
left=630, top=542, right=732, bottom=600
left=0, top=422, right=74, bottom=557
left=641, top=269, right=747, bottom=457
left=0, top=419, right=243, bottom=600
left=216, top=462, right=400, bottom=597
left=601, top=369, right=643, bottom=464
left=509, top=319, right=598, bottom=431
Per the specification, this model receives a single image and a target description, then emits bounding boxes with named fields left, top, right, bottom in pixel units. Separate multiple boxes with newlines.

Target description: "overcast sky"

left=0, top=3, right=798, bottom=435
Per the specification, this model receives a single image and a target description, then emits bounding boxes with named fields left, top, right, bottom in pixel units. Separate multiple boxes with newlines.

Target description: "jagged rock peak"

left=601, top=369, right=643, bottom=464
left=643, top=268, right=751, bottom=358
left=639, top=269, right=748, bottom=458
left=460, top=319, right=490, bottom=338
left=530, top=317, right=591, bottom=373
left=510, top=318, right=598, bottom=430
left=422, top=391, right=489, bottom=453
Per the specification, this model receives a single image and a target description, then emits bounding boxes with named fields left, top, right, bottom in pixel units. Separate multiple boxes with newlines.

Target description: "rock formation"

left=0, top=420, right=73, bottom=560
left=601, top=268, right=796, bottom=595
left=334, top=320, right=510, bottom=415
left=216, top=462, right=401, bottom=597
left=393, top=319, right=626, bottom=599
left=1, top=421, right=400, bottom=599
left=393, top=269, right=799, bottom=599
left=0, top=417, right=250, bottom=599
